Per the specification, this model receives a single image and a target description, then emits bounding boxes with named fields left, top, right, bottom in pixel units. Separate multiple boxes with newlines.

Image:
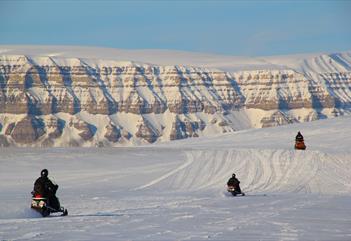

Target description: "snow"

left=1, top=116, right=351, bottom=240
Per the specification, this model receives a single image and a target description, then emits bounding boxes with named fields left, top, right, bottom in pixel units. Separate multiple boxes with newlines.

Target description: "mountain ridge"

left=0, top=46, right=350, bottom=146
left=1, top=45, right=351, bottom=73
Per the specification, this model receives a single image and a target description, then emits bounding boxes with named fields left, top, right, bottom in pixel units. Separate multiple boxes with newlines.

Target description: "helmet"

left=232, top=173, right=236, bottom=178
left=41, top=169, right=48, bottom=178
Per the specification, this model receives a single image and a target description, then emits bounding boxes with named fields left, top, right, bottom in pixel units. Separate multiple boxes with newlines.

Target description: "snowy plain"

left=1, top=116, right=351, bottom=240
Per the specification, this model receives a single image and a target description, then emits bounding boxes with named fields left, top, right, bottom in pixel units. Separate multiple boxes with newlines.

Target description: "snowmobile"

left=295, top=131, right=306, bottom=150
left=31, top=194, right=68, bottom=217
left=295, top=140, right=306, bottom=150
left=227, top=186, right=245, bottom=196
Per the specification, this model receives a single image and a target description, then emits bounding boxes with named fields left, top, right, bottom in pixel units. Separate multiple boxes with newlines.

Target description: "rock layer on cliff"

left=0, top=47, right=350, bottom=146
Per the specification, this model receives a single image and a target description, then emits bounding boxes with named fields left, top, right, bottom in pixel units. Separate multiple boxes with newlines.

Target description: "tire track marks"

left=137, top=148, right=351, bottom=194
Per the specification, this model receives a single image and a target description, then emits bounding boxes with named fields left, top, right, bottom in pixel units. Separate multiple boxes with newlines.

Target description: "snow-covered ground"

left=1, top=116, right=351, bottom=240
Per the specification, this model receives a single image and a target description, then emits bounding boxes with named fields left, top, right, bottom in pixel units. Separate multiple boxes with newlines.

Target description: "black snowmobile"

left=227, top=186, right=245, bottom=196
left=31, top=193, right=68, bottom=217
left=227, top=173, right=245, bottom=196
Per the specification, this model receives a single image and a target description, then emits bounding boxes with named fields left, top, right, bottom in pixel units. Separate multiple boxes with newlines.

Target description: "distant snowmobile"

left=227, top=186, right=245, bottom=196
left=227, top=173, right=245, bottom=196
left=31, top=194, right=68, bottom=217
left=295, top=131, right=306, bottom=150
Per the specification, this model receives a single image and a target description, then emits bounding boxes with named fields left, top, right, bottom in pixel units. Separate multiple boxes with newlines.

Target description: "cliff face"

left=0, top=52, right=350, bottom=147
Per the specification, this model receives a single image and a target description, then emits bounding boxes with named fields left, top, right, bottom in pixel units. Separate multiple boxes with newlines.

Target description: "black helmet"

left=41, top=169, right=48, bottom=178
left=232, top=173, right=236, bottom=178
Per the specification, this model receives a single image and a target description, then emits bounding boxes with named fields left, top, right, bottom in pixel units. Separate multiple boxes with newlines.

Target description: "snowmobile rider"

left=295, top=131, right=306, bottom=150
left=295, top=131, right=304, bottom=142
left=32, top=169, right=61, bottom=210
left=227, top=173, right=242, bottom=194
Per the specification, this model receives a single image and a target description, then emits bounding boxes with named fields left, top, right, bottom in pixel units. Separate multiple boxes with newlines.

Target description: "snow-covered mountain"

left=0, top=46, right=351, bottom=146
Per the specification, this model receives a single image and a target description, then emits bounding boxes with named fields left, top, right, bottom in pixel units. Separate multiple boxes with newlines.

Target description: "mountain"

left=0, top=46, right=351, bottom=146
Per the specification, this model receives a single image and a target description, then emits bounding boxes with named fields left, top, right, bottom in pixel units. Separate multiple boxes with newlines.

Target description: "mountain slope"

left=0, top=46, right=351, bottom=146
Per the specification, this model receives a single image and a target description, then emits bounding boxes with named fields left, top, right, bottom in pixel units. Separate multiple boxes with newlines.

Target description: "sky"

left=0, top=0, right=350, bottom=56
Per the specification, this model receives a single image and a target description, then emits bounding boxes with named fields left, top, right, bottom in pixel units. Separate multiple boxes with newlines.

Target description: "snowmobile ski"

left=31, top=196, right=68, bottom=217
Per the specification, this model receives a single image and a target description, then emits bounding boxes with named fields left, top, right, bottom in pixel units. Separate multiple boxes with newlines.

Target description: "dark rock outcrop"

left=169, top=118, right=206, bottom=140
left=71, top=120, right=96, bottom=141
left=5, top=123, right=15, bottom=135
left=135, top=120, right=160, bottom=143
left=104, top=123, right=121, bottom=143
left=0, top=135, right=10, bottom=147
left=260, top=111, right=297, bottom=128
left=10, top=116, right=45, bottom=144
left=47, top=117, right=65, bottom=139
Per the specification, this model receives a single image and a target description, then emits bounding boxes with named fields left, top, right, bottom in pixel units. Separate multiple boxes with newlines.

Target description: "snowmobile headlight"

left=39, top=201, right=45, bottom=208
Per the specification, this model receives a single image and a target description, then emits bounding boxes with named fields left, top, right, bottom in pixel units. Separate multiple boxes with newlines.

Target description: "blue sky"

left=0, top=0, right=350, bottom=56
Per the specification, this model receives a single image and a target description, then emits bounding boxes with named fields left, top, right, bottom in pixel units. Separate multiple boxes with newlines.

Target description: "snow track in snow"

left=139, top=149, right=351, bottom=195
left=135, top=152, right=195, bottom=190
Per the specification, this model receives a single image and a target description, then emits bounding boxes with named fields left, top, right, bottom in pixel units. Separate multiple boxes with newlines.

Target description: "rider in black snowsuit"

left=32, top=169, right=60, bottom=210
left=295, top=131, right=306, bottom=150
left=295, top=131, right=304, bottom=141
left=227, top=173, right=242, bottom=194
